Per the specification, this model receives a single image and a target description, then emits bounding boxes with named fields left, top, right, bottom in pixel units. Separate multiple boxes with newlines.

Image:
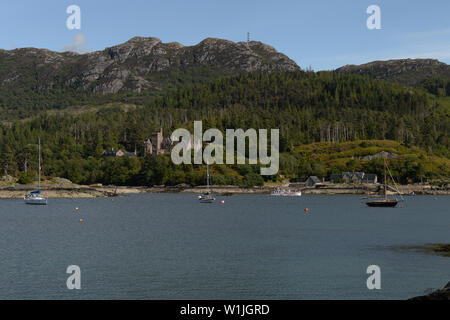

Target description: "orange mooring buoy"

left=304, top=208, right=309, bottom=213
left=79, top=218, right=84, bottom=222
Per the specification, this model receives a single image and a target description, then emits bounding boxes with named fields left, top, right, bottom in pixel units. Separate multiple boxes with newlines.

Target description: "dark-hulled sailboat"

left=366, top=154, right=398, bottom=208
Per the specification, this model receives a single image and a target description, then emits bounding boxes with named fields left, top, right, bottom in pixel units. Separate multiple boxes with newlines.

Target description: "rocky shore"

left=392, top=244, right=450, bottom=300
left=410, top=282, right=450, bottom=300
left=0, top=175, right=448, bottom=198
left=394, top=244, right=450, bottom=258
left=0, top=186, right=118, bottom=198
left=0, top=183, right=449, bottom=198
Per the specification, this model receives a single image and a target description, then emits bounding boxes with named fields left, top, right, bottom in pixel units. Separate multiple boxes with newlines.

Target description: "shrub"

left=17, top=172, right=34, bottom=185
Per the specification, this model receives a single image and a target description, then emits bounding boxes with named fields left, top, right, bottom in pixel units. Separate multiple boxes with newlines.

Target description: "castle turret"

left=143, top=138, right=153, bottom=156
left=151, top=128, right=163, bottom=155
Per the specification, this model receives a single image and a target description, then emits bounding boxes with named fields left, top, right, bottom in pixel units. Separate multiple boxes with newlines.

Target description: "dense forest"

left=0, top=71, right=449, bottom=186
left=420, top=77, right=450, bottom=97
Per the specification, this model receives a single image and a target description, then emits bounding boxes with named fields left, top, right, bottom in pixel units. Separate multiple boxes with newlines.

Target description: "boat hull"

left=199, top=199, right=215, bottom=203
left=366, top=200, right=398, bottom=207
left=199, top=196, right=215, bottom=203
left=24, top=198, right=48, bottom=205
left=270, top=189, right=302, bottom=196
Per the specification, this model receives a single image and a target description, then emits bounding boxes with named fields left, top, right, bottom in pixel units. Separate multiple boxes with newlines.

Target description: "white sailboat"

left=198, top=164, right=216, bottom=203
left=270, top=188, right=302, bottom=196
left=24, top=138, right=47, bottom=205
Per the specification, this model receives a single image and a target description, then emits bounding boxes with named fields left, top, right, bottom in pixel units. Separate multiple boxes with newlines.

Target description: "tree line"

left=0, top=71, right=448, bottom=185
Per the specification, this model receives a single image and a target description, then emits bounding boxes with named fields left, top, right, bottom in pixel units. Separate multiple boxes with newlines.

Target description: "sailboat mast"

left=38, top=138, right=41, bottom=190
left=384, top=154, right=387, bottom=201
left=206, top=164, right=210, bottom=190
left=366, top=177, right=369, bottom=199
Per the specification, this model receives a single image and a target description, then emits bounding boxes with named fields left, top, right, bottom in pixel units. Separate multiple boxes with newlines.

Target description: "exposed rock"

left=410, top=281, right=450, bottom=300
left=361, top=151, right=399, bottom=160
left=48, top=177, right=77, bottom=187
left=391, top=243, right=450, bottom=258
left=0, top=175, right=17, bottom=183
left=0, top=36, right=300, bottom=95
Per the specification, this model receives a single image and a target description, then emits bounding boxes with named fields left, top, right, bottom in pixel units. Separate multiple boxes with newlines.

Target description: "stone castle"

left=143, top=128, right=172, bottom=156
left=102, top=128, right=172, bottom=157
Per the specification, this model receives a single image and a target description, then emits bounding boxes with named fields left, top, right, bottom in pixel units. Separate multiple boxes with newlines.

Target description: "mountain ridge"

left=2, top=37, right=450, bottom=120
left=335, top=58, right=450, bottom=87
left=0, top=36, right=300, bottom=95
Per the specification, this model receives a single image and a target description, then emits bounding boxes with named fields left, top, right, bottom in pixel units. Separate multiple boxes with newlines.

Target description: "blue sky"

left=0, top=0, right=449, bottom=70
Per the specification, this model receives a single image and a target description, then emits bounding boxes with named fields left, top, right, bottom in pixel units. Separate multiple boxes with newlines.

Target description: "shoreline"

left=0, top=183, right=449, bottom=198
left=392, top=244, right=450, bottom=258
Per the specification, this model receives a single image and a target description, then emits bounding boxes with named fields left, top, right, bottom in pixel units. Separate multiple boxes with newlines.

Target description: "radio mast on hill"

left=247, top=32, right=250, bottom=42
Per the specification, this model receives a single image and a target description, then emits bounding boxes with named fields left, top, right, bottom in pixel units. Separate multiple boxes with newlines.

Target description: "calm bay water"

left=0, top=194, right=448, bottom=299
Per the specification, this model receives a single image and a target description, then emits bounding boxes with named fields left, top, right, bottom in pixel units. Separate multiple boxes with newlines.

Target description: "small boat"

left=366, top=199, right=398, bottom=207
left=198, top=164, right=216, bottom=203
left=198, top=192, right=216, bottom=203
left=271, top=188, right=301, bottom=196
left=24, top=190, right=48, bottom=205
left=365, top=154, right=398, bottom=208
left=24, top=138, right=48, bottom=205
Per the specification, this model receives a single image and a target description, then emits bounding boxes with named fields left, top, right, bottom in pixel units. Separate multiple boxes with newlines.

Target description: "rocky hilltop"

left=336, top=58, right=450, bottom=86
left=0, top=37, right=300, bottom=95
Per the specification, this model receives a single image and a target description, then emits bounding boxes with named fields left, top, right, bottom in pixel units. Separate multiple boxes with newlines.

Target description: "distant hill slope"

left=336, top=59, right=450, bottom=87
left=1, top=37, right=300, bottom=93
left=290, top=140, right=450, bottom=183
left=0, top=71, right=449, bottom=185
left=0, top=37, right=299, bottom=118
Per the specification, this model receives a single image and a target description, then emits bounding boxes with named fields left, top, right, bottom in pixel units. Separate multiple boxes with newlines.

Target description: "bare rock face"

left=107, top=37, right=163, bottom=64
left=0, top=36, right=300, bottom=94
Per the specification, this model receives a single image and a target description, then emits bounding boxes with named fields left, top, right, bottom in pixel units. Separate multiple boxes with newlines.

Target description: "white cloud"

left=62, top=33, right=87, bottom=54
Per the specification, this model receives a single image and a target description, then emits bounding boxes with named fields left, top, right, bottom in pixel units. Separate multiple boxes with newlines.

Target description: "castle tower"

left=143, top=138, right=152, bottom=156
left=151, top=128, right=163, bottom=155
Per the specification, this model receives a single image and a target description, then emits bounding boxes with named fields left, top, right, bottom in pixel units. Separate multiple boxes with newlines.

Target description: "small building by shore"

left=306, top=176, right=321, bottom=187
left=330, top=172, right=377, bottom=184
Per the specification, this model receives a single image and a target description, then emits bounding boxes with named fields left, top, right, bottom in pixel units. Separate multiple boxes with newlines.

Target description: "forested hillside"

left=337, top=59, right=450, bottom=97
left=0, top=71, right=448, bottom=186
